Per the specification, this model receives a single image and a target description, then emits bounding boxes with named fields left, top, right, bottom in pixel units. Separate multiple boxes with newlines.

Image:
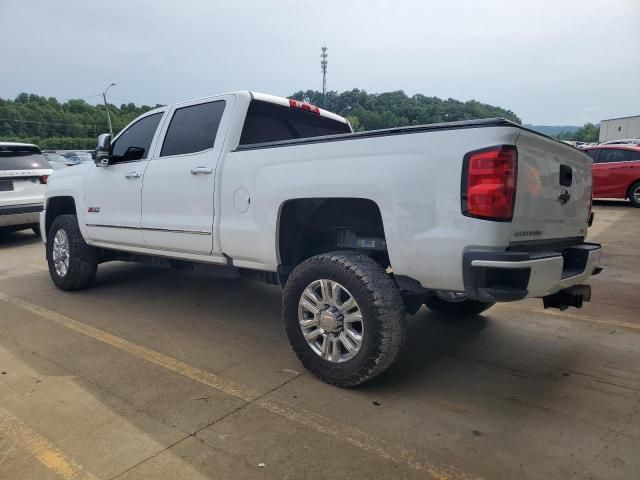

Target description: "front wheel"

left=46, top=214, right=98, bottom=290
left=283, top=251, right=406, bottom=387
left=628, top=181, right=640, bottom=208
left=423, top=291, right=494, bottom=317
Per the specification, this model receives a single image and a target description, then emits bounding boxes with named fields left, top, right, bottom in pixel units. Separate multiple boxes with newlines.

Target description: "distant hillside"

left=524, top=124, right=580, bottom=137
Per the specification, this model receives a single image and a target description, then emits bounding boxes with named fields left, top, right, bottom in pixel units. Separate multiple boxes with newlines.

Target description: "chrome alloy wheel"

left=634, top=185, right=640, bottom=204
left=298, top=279, right=364, bottom=363
left=52, top=229, right=70, bottom=277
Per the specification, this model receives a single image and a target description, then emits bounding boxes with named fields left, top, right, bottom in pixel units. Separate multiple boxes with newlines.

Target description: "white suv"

left=0, top=142, right=52, bottom=235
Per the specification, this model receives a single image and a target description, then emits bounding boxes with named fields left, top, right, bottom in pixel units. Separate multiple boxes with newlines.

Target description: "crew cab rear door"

left=510, top=131, right=592, bottom=242
left=140, top=95, right=234, bottom=255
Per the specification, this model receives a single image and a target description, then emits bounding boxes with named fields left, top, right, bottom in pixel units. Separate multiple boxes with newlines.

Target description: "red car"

left=584, top=145, right=640, bottom=207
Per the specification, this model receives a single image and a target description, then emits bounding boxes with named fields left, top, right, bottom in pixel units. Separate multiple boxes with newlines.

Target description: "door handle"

left=191, top=166, right=213, bottom=175
left=124, top=171, right=141, bottom=179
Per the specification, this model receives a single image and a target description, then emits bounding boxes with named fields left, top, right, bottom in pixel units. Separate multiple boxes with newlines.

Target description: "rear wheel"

left=46, top=215, right=98, bottom=290
left=628, top=181, right=640, bottom=208
left=424, top=291, right=494, bottom=317
left=283, top=251, right=406, bottom=387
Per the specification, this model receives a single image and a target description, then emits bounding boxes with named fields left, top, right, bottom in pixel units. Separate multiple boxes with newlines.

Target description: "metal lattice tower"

left=321, top=45, right=328, bottom=107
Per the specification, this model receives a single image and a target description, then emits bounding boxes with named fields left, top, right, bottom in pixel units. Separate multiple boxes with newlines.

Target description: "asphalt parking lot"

left=0, top=202, right=638, bottom=480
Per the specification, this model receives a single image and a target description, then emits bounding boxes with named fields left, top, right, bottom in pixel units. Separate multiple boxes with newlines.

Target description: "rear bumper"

left=0, top=203, right=43, bottom=228
left=463, top=242, right=602, bottom=302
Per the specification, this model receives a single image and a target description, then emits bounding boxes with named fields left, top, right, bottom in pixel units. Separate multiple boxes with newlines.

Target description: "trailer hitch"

left=543, top=285, right=591, bottom=311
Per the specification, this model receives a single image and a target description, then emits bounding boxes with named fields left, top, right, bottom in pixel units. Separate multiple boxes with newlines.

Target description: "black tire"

left=32, top=225, right=41, bottom=237
left=628, top=181, right=640, bottom=208
left=423, top=295, right=494, bottom=317
left=46, top=214, right=98, bottom=290
left=283, top=251, right=406, bottom=387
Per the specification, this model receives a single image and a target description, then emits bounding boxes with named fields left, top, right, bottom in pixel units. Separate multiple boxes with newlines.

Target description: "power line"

left=0, top=117, right=99, bottom=127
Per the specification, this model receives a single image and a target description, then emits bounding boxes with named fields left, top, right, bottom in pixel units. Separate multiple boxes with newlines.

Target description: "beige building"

left=599, top=115, right=640, bottom=142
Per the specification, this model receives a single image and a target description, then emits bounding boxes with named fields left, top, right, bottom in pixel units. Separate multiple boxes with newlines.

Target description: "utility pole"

left=320, top=45, right=328, bottom=108
left=102, top=82, right=116, bottom=138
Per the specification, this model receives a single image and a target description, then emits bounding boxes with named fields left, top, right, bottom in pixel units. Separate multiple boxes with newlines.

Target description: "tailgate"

left=510, top=130, right=592, bottom=243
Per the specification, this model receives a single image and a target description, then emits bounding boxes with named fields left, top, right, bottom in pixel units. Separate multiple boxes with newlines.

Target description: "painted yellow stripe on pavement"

left=0, top=407, right=96, bottom=480
left=496, top=303, right=640, bottom=332
left=0, top=292, right=479, bottom=480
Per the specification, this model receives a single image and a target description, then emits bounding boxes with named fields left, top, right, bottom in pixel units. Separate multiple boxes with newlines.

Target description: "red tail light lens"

left=39, top=175, right=49, bottom=184
left=289, top=99, right=321, bottom=114
left=462, top=145, right=517, bottom=221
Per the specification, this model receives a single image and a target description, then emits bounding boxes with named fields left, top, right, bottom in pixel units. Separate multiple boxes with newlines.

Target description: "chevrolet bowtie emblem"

left=557, top=189, right=571, bottom=205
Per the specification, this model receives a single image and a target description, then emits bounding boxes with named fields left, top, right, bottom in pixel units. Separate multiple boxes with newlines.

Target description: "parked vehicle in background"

left=599, top=138, right=640, bottom=146
left=585, top=145, right=640, bottom=207
left=40, top=91, right=601, bottom=386
left=63, top=151, right=93, bottom=165
left=1, top=142, right=52, bottom=234
left=42, top=151, right=73, bottom=170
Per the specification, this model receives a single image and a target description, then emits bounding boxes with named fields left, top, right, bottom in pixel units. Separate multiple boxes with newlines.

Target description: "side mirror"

left=95, top=133, right=112, bottom=166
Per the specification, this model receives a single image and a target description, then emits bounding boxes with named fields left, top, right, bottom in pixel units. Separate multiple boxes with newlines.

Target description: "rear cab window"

left=0, top=145, right=49, bottom=171
left=239, top=100, right=351, bottom=145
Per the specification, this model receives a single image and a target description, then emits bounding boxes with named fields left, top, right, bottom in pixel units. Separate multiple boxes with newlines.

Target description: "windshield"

left=0, top=145, right=49, bottom=171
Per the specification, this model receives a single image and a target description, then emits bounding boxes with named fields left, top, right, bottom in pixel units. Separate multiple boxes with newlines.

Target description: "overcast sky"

left=2, top=0, right=638, bottom=125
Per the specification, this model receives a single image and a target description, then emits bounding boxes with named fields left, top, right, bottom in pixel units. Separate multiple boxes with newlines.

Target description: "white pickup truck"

left=41, top=91, right=602, bottom=386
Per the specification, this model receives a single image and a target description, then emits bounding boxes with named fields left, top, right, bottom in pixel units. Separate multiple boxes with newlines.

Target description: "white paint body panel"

left=43, top=91, right=596, bottom=296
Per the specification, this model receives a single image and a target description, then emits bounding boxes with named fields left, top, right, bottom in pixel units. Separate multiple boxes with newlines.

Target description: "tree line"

left=556, top=123, right=599, bottom=143
left=0, top=93, right=162, bottom=149
left=0, top=89, right=597, bottom=149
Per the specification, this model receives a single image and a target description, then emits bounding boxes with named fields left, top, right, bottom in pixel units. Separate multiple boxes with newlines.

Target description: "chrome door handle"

left=124, top=171, right=141, bottom=179
left=191, top=166, right=213, bottom=175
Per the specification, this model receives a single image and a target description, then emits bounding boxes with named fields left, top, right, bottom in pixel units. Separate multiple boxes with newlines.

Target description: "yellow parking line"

left=496, top=303, right=640, bottom=332
left=587, top=208, right=631, bottom=240
left=0, top=407, right=96, bottom=480
left=0, top=292, right=479, bottom=480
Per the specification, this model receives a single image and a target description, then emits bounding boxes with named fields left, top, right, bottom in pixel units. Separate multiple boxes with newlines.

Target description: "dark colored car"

left=584, top=145, right=640, bottom=207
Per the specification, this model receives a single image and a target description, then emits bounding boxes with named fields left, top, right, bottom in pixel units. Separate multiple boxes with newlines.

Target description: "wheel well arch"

left=45, top=196, right=77, bottom=238
left=276, top=197, right=388, bottom=272
left=626, top=179, right=640, bottom=198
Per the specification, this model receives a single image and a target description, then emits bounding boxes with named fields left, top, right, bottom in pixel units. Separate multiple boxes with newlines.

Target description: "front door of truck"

left=84, top=111, right=164, bottom=246
left=140, top=95, right=234, bottom=255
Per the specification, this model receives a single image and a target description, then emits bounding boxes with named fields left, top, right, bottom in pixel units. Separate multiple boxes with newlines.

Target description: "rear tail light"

left=39, top=175, right=49, bottom=184
left=289, top=99, right=321, bottom=114
left=462, top=145, right=517, bottom=221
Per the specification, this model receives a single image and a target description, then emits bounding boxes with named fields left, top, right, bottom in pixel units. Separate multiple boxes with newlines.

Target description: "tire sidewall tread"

left=283, top=251, right=406, bottom=387
left=46, top=214, right=98, bottom=291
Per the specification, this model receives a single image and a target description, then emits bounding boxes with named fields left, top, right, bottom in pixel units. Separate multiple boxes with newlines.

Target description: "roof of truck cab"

left=158, top=91, right=348, bottom=125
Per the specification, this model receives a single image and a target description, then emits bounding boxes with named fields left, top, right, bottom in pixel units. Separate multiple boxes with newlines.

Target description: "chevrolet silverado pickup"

left=40, top=91, right=602, bottom=386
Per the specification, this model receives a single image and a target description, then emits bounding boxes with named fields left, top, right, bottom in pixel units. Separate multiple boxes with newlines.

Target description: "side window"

left=111, top=113, right=163, bottom=163
left=160, top=101, right=226, bottom=157
left=585, top=149, right=599, bottom=161
left=597, top=149, right=632, bottom=164
left=629, top=150, right=640, bottom=161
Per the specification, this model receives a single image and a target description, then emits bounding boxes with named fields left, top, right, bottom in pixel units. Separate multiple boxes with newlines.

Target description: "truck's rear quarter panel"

left=220, top=124, right=521, bottom=291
